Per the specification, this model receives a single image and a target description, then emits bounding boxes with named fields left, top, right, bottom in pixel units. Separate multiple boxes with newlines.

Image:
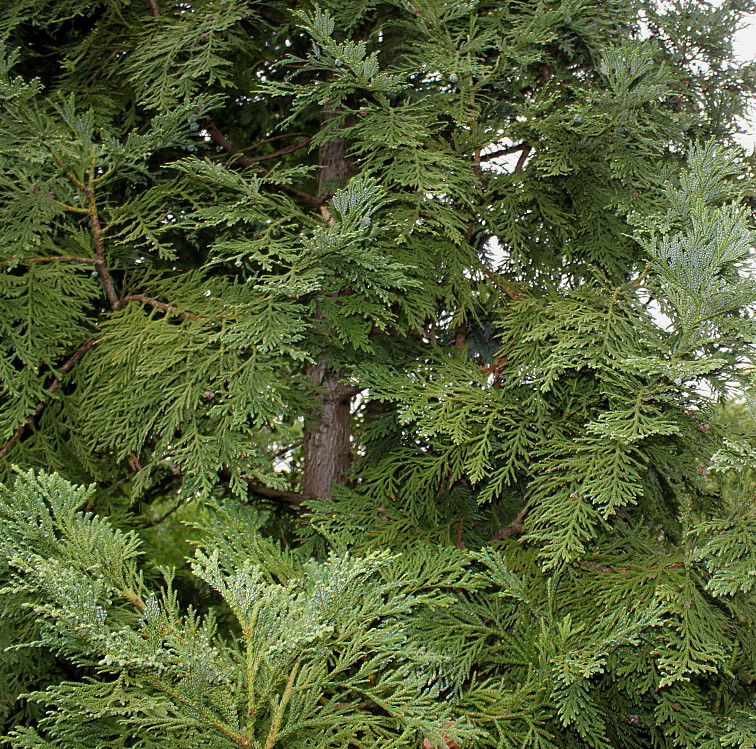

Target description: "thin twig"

left=269, top=439, right=304, bottom=461
left=242, top=138, right=312, bottom=163
left=83, top=49, right=118, bottom=88
left=476, top=259, right=524, bottom=299
left=0, top=338, right=101, bottom=460
left=206, top=122, right=322, bottom=208
left=232, top=132, right=310, bottom=154
left=491, top=505, right=530, bottom=541
left=0, top=255, right=96, bottom=266
left=79, top=166, right=121, bottom=311
left=120, top=294, right=209, bottom=321
left=145, top=496, right=187, bottom=527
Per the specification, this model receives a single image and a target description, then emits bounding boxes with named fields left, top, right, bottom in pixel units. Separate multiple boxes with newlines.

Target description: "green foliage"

left=1, top=0, right=756, bottom=747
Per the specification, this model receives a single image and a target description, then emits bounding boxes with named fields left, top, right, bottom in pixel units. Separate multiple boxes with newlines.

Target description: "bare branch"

left=269, top=439, right=304, bottom=461
left=145, top=496, right=187, bottom=527
left=243, top=138, right=313, bottom=163
left=514, top=144, right=533, bottom=174
left=86, top=175, right=121, bottom=311
left=479, top=141, right=531, bottom=163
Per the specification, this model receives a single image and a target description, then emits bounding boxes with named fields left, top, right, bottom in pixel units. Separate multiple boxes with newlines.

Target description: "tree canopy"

left=1, top=1, right=756, bottom=747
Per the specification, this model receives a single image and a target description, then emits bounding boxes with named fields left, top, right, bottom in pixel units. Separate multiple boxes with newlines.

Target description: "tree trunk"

left=301, top=105, right=354, bottom=499
left=302, top=362, right=356, bottom=498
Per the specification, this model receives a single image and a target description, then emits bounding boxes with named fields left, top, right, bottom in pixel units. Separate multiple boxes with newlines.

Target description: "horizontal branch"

left=246, top=481, right=310, bottom=507
left=269, top=439, right=304, bottom=460
left=0, top=255, right=96, bottom=266
left=236, top=132, right=310, bottom=153
left=0, top=337, right=101, bottom=460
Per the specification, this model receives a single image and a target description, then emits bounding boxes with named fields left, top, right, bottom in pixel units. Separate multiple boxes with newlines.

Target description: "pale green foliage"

left=1, top=471, right=480, bottom=749
left=4, top=469, right=756, bottom=748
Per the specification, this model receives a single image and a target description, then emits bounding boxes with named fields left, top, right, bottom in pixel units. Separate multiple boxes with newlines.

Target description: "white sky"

left=734, top=13, right=756, bottom=151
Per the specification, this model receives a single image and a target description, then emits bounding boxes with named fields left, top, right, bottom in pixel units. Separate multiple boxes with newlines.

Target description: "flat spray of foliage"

left=1, top=0, right=756, bottom=747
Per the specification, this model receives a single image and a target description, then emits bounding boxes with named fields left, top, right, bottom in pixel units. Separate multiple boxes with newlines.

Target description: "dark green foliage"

left=1, top=0, right=756, bottom=747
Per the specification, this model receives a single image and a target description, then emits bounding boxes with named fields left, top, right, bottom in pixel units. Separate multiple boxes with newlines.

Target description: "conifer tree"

left=1, top=1, right=756, bottom=747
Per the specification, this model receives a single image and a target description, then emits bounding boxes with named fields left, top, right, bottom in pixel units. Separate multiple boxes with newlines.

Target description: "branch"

left=269, top=439, right=304, bottom=461
left=86, top=180, right=121, bottom=311
left=476, top=259, right=524, bottom=300
left=246, top=481, right=310, bottom=507
left=514, top=144, right=532, bottom=174
left=480, top=141, right=531, bottom=163
left=0, top=255, right=96, bottom=267
left=145, top=495, right=186, bottom=527
left=120, top=294, right=209, bottom=321
left=206, top=122, right=322, bottom=209
left=148, top=0, right=160, bottom=16
left=0, top=338, right=101, bottom=460
left=230, top=132, right=310, bottom=154
left=242, top=138, right=312, bottom=163
left=490, top=505, right=530, bottom=542
left=84, top=50, right=118, bottom=88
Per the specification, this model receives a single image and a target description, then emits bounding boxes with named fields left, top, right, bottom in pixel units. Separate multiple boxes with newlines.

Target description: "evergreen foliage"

left=1, top=1, right=756, bottom=747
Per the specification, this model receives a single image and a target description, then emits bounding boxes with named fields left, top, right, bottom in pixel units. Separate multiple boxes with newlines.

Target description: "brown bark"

left=300, top=104, right=356, bottom=499
left=302, top=362, right=356, bottom=498
left=316, top=104, right=352, bottom=200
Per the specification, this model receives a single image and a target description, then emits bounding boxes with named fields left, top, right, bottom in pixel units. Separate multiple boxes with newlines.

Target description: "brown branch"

left=480, top=141, right=531, bottom=163
left=455, top=518, right=466, bottom=550
left=242, top=138, right=312, bottom=163
left=476, top=260, right=524, bottom=300
left=148, top=0, right=160, bottom=16
left=514, top=144, right=533, bottom=174
left=0, top=255, right=96, bottom=267
left=472, top=147, right=483, bottom=184
left=87, top=185, right=121, bottom=311
left=491, top=505, right=531, bottom=541
left=454, top=322, right=466, bottom=350
left=230, top=132, right=310, bottom=155
left=0, top=338, right=101, bottom=460
left=580, top=560, right=613, bottom=573
left=145, top=496, right=186, bottom=527
left=206, top=122, right=322, bottom=209
left=246, top=481, right=310, bottom=507
left=84, top=50, right=118, bottom=88
left=120, top=294, right=209, bottom=321
left=269, top=439, right=304, bottom=461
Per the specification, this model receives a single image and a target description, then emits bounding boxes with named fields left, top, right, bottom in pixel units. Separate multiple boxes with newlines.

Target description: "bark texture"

left=302, top=362, right=356, bottom=498
left=301, top=105, right=354, bottom=499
